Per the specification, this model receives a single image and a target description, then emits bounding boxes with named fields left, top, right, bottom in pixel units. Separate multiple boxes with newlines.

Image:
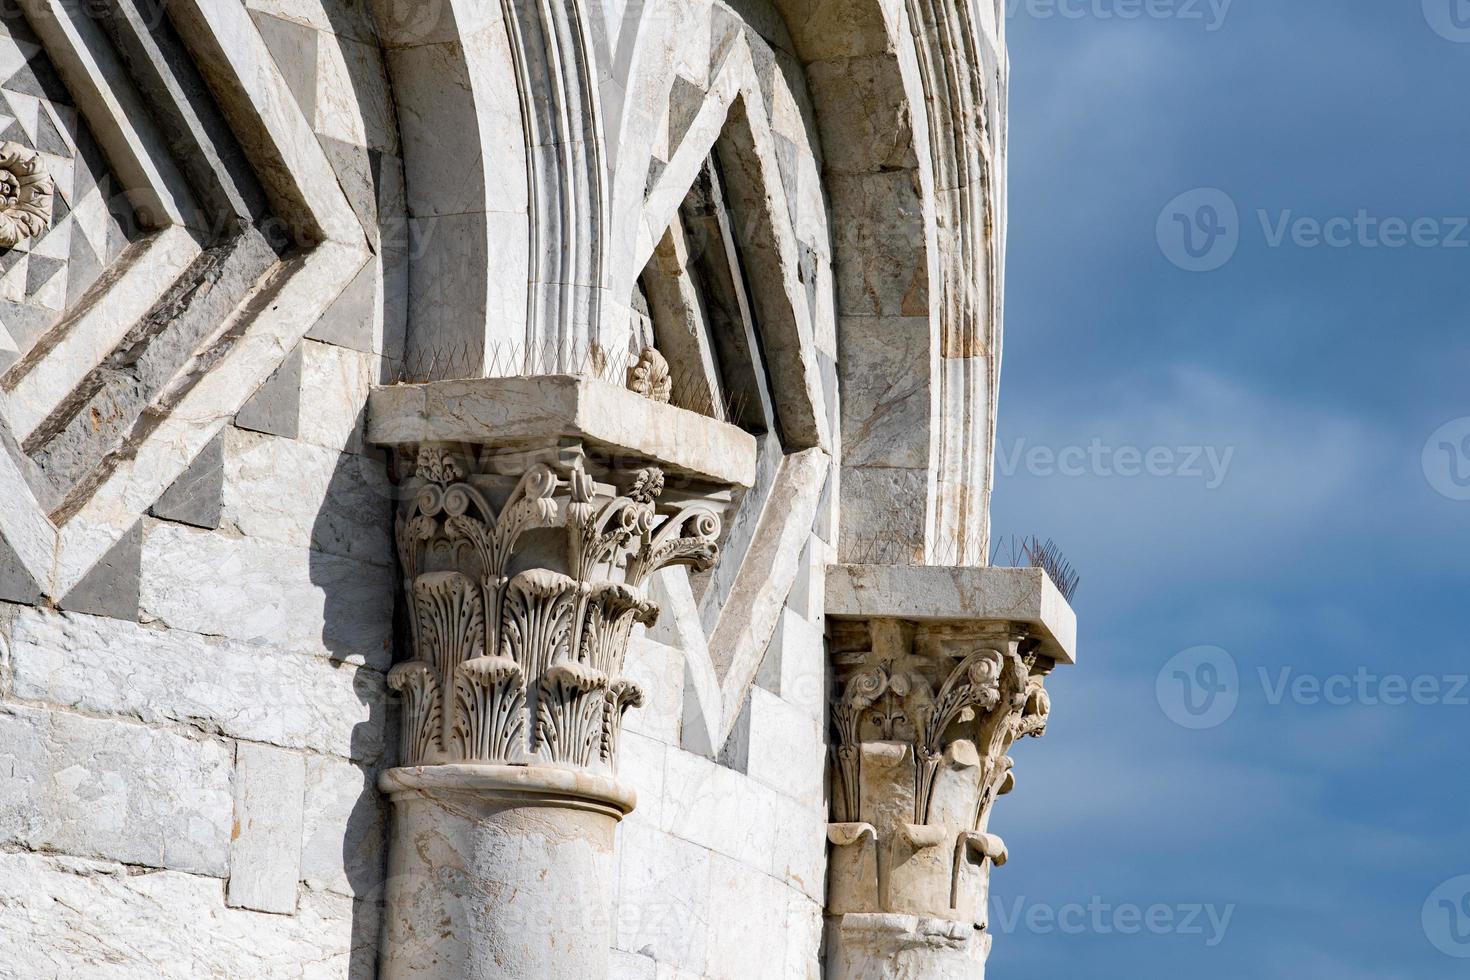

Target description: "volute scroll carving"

left=826, top=618, right=1055, bottom=927
left=390, top=444, right=722, bottom=773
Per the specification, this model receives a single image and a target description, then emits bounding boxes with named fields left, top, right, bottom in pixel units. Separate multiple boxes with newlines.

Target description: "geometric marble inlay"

left=0, top=0, right=138, bottom=368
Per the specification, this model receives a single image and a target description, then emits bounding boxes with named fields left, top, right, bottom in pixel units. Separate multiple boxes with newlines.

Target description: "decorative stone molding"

left=824, top=564, right=1076, bottom=979
left=0, top=142, right=53, bottom=247
left=626, top=345, right=672, bottom=403
left=369, top=375, right=754, bottom=980
left=390, top=443, right=720, bottom=773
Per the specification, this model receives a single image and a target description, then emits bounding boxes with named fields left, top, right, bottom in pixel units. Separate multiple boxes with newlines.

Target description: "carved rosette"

left=390, top=445, right=721, bottom=774
left=0, top=142, right=54, bottom=248
left=826, top=619, right=1054, bottom=933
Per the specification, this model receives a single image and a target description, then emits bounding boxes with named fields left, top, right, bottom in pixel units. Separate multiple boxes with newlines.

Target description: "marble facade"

left=0, top=0, right=1075, bottom=977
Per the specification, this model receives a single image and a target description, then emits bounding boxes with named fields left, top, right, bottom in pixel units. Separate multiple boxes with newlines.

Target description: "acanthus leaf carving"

left=827, top=618, right=1056, bottom=924
left=0, top=142, right=54, bottom=248
left=390, top=446, right=723, bottom=775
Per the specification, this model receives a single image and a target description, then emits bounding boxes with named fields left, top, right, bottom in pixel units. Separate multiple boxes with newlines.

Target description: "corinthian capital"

left=389, top=443, right=722, bottom=773
left=370, top=376, right=754, bottom=772
left=823, top=564, right=1076, bottom=979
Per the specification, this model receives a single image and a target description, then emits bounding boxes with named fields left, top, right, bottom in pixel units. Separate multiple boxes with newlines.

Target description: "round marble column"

left=378, top=765, right=635, bottom=980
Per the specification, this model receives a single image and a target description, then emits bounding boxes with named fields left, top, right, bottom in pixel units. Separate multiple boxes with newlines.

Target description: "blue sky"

left=989, top=1, right=1470, bottom=975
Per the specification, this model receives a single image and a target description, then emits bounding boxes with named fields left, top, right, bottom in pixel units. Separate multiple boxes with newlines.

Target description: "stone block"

left=57, top=519, right=143, bottom=622
left=236, top=343, right=304, bottom=439
left=0, top=703, right=233, bottom=876
left=826, top=564, right=1078, bottom=664
left=615, top=822, right=711, bottom=975
left=826, top=170, right=929, bottom=319
left=661, top=747, right=779, bottom=871
left=368, top=375, right=758, bottom=489
left=622, top=635, right=684, bottom=746
left=137, top=521, right=395, bottom=669
left=220, top=427, right=394, bottom=567
left=0, top=851, right=362, bottom=977
left=746, top=687, right=825, bottom=808
left=773, top=606, right=829, bottom=723
left=306, top=252, right=381, bottom=353
left=150, top=432, right=226, bottom=530
left=228, top=742, right=306, bottom=914
left=298, top=339, right=377, bottom=455
left=768, top=793, right=829, bottom=904
left=704, top=853, right=790, bottom=980
left=837, top=464, right=930, bottom=564
left=0, top=534, right=43, bottom=605
left=838, top=315, right=934, bottom=470
left=618, top=730, right=668, bottom=831
left=300, top=753, right=387, bottom=898
left=9, top=606, right=386, bottom=762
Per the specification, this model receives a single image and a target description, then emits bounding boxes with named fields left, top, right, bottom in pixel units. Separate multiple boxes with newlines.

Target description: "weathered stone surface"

left=0, top=851, right=366, bottom=978
left=150, top=434, right=226, bottom=530
left=298, top=339, right=378, bottom=455
left=137, top=521, right=395, bottom=668
left=220, top=427, right=394, bottom=566
left=56, top=520, right=143, bottom=622
left=0, top=703, right=233, bottom=876
left=8, top=606, right=385, bottom=761
left=379, top=766, right=632, bottom=980
left=228, top=742, right=307, bottom=914
left=0, top=0, right=1035, bottom=975
left=300, top=753, right=387, bottom=898
left=745, top=687, right=825, bottom=809
left=368, top=375, right=758, bottom=489
left=615, top=822, right=712, bottom=975
left=826, top=563, right=1078, bottom=664
left=236, top=342, right=305, bottom=439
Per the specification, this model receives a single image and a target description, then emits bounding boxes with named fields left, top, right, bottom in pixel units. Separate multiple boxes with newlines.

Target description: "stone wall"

left=0, top=0, right=1017, bottom=976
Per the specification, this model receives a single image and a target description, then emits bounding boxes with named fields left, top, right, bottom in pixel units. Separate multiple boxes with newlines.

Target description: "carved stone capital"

left=824, top=564, right=1076, bottom=979
left=389, top=442, right=724, bottom=774
left=368, top=376, right=754, bottom=980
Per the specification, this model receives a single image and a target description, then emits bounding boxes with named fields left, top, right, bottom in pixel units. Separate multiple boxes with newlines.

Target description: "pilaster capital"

left=823, top=563, right=1077, bottom=968
left=369, top=376, right=757, bottom=782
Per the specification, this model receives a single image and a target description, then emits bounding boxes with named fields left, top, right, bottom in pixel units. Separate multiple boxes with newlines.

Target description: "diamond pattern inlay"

left=0, top=1, right=137, bottom=368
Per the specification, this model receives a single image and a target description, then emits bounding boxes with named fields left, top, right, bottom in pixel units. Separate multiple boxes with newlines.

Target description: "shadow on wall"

left=301, top=0, right=416, bottom=971
left=308, top=391, right=399, bottom=980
